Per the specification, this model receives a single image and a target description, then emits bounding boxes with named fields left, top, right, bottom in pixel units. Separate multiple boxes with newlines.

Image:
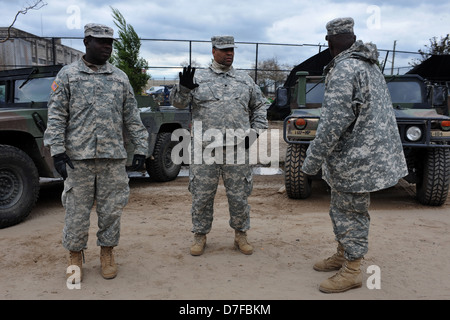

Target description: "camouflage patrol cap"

left=211, top=35, right=237, bottom=49
left=84, top=23, right=114, bottom=39
left=326, top=17, right=354, bottom=36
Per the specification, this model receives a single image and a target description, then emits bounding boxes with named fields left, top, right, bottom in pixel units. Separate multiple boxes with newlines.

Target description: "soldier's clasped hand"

left=179, top=65, right=199, bottom=90
left=53, top=152, right=74, bottom=180
left=131, top=154, right=146, bottom=171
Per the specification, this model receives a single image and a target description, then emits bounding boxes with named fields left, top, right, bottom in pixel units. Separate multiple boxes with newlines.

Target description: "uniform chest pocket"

left=193, top=83, right=218, bottom=105
left=228, top=81, right=251, bottom=114
left=68, top=76, right=92, bottom=110
left=193, top=80, right=251, bottom=105
left=232, top=84, right=250, bottom=104
left=104, top=77, right=124, bottom=108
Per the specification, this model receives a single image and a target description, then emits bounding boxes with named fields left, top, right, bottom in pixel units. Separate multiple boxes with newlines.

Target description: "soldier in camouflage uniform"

left=44, top=24, right=148, bottom=282
left=170, top=35, right=268, bottom=256
left=301, top=18, right=408, bottom=293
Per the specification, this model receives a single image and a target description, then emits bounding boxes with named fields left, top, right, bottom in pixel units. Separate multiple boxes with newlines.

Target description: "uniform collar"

left=79, top=57, right=113, bottom=74
left=210, top=60, right=235, bottom=77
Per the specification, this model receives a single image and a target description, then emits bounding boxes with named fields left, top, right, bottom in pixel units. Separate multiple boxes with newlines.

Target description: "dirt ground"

left=1, top=122, right=449, bottom=300
left=1, top=172, right=449, bottom=301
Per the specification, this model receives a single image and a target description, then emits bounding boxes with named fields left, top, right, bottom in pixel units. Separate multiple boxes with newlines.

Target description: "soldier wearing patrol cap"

left=301, top=18, right=408, bottom=293
left=44, top=23, right=149, bottom=282
left=84, top=23, right=115, bottom=39
left=170, top=35, right=268, bottom=256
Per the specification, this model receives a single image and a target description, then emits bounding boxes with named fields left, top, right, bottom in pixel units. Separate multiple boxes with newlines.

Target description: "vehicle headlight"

left=441, top=120, right=450, bottom=131
left=293, top=118, right=307, bottom=130
left=406, top=126, right=422, bottom=141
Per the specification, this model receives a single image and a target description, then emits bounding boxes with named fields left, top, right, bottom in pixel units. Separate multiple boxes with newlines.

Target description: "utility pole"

left=391, top=40, right=397, bottom=75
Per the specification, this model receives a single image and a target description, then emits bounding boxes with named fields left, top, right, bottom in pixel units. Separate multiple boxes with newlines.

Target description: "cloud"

left=2, top=0, right=448, bottom=78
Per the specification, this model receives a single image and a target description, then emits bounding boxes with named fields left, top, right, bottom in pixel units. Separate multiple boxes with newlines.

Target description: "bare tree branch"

left=1, top=0, right=47, bottom=43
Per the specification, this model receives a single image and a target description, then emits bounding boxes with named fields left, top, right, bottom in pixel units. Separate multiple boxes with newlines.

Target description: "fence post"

left=254, top=43, right=258, bottom=83
left=189, top=41, right=192, bottom=65
left=52, top=37, right=56, bottom=65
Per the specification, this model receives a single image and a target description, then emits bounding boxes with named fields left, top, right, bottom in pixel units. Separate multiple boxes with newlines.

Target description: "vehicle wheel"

left=416, top=147, right=450, bottom=206
left=285, top=143, right=312, bottom=199
left=0, top=145, right=40, bottom=228
left=146, top=132, right=181, bottom=182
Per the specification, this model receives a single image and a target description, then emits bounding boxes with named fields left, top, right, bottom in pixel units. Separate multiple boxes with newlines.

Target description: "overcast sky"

left=2, top=0, right=449, bottom=79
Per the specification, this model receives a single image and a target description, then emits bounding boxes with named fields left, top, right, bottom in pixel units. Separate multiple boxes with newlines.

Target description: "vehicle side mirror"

left=432, top=86, right=447, bottom=106
left=276, top=87, right=288, bottom=107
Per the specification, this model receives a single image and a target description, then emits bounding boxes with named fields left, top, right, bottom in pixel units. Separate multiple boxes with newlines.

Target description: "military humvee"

left=280, top=71, right=450, bottom=206
left=0, top=65, right=190, bottom=228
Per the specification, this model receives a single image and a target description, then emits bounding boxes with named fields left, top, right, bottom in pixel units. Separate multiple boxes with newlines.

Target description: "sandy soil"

left=1, top=122, right=449, bottom=301
left=1, top=171, right=449, bottom=301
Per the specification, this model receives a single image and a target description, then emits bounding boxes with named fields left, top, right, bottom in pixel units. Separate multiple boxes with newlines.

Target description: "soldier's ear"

left=83, top=36, right=93, bottom=48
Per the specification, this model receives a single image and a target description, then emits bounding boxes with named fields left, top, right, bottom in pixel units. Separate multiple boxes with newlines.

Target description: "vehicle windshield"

left=14, top=77, right=54, bottom=103
left=0, top=82, right=5, bottom=104
left=306, top=82, right=325, bottom=104
left=387, top=81, right=424, bottom=104
left=304, top=78, right=425, bottom=107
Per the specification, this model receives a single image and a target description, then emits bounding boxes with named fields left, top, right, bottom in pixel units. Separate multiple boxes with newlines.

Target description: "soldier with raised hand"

left=170, top=35, right=268, bottom=256
left=301, top=18, right=408, bottom=293
left=44, top=23, right=148, bottom=282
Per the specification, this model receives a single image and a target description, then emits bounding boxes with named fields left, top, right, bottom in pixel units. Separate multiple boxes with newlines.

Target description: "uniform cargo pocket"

left=193, top=83, right=218, bottom=105
left=61, top=183, right=74, bottom=210
left=188, top=174, right=196, bottom=194
left=244, top=174, right=253, bottom=197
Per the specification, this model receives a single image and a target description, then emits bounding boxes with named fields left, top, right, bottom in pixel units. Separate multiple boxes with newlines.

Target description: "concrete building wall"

left=0, top=27, right=83, bottom=70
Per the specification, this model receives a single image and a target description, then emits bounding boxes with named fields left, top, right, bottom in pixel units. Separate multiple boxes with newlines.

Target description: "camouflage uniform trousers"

left=61, top=159, right=130, bottom=251
left=188, top=149, right=253, bottom=234
left=329, top=188, right=371, bottom=260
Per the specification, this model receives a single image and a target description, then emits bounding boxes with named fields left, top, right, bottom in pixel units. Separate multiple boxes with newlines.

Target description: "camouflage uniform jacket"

left=170, top=63, right=268, bottom=147
left=44, top=59, right=148, bottom=159
left=301, top=41, right=408, bottom=192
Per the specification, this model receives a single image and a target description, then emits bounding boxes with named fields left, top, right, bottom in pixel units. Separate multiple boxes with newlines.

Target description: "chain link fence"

left=0, top=33, right=423, bottom=95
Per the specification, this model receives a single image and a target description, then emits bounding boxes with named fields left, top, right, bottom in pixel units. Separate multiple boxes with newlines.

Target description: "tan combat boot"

left=67, top=250, right=83, bottom=284
left=234, top=230, right=253, bottom=255
left=319, top=258, right=363, bottom=293
left=313, top=243, right=345, bottom=271
left=190, top=234, right=206, bottom=256
left=100, top=246, right=118, bottom=279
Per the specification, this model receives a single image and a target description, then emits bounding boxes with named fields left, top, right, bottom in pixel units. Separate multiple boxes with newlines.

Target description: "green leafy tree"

left=110, top=6, right=150, bottom=95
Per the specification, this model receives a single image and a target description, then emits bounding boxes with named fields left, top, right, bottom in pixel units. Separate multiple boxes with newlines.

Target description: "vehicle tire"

left=146, top=132, right=181, bottom=182
left=416, top=147, right=450, bottom=206
left=284, top=143, right=312, bottom=199
left=0, top=145, right=40, bottom=228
